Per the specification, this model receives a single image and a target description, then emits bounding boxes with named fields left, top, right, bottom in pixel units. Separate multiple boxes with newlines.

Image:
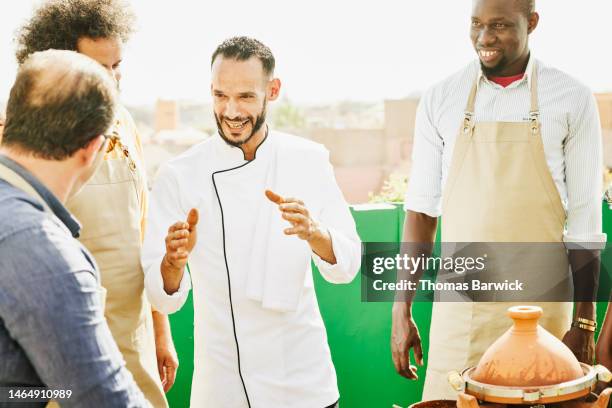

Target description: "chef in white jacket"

left=141, top=36, right=361, bottom=408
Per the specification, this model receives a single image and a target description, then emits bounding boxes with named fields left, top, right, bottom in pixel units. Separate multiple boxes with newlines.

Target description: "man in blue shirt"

left=0, top=50, right=148, bottom=407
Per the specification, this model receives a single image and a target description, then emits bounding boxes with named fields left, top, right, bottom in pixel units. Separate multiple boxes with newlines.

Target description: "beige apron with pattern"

left=422, top=63, right=573, bottom=400
left=64, top=109, right=167, bottom=408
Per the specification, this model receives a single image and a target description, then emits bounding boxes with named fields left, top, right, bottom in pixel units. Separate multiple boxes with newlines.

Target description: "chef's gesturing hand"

left=265, top=189, right=337, bottom=264
left=161, top=208, right=199, bottom=294
left=265, top=190, right=318, bottom=240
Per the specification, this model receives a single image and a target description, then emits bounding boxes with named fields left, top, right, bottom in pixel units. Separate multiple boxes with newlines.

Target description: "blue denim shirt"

left=0, top=155, right=148, bottom=407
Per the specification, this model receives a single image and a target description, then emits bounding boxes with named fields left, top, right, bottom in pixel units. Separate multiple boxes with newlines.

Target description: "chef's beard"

left=480, top=57, right=510, bottom=77
left=215, top=99, right=267, bottom=148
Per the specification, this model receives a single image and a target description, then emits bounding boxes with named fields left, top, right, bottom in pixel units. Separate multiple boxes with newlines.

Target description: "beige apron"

left=64, top=108, right=167, bottom=408
left=422, top=63, right=573, bottom=400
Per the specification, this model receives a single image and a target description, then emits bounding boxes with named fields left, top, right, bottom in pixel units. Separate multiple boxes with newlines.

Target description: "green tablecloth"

left=166, top=202, right=611, bottom=408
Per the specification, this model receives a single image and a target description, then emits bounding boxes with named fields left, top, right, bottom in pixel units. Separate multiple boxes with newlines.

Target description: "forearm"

left=161, top=254, right=185, bottom=295
left=569, top=249, right=600, bottom=321
left=308, top=224, right=336, bottom=264
left=144, top=258, right=190, bottom=314
left=600, top=300, right=612, bottom=342
left=152, top=309, right=173, bottom=347
left=395, top=211, right=438, bottom=307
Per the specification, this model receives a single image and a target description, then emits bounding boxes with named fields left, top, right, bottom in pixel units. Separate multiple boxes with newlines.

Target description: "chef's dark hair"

left=211, top=36, right=275, bottom=77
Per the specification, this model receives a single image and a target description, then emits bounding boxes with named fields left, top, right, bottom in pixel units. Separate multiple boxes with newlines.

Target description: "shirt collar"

left=0, top=154, right=81, bottom=237
left=477, top=53, right=535, bottom=91
left=214, top=126, right=272, bottom=162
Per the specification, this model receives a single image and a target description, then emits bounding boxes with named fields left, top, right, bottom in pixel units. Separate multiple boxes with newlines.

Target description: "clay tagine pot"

left=471, top=305, right=583, bottom=387
left=447, top=305, right=612, bottom=406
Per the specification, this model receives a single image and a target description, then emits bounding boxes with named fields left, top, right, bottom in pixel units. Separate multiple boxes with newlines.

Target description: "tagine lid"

left=470, top=305, right=584, bottom=387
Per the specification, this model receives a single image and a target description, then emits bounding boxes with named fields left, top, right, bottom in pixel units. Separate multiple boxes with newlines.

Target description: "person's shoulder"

left=113, top=104, right=137, bottom=136
left=272, top=130, right=328, bottom=156
left=162, top=136, right=217, bottom=174
left=115, top=104, right=132, bottom=120
left=0, top=185, right=94, bottom=275
left=0, top=181, right=47, bottom=239
left=172, top=137, right=216, bottom=162
left=0, top=221, right=98, bottom=313
left=536, top=59, right=593, bottom=97
left=424, top=61, right=479, bottom=101
left=2, top=220, right=95, bottom=274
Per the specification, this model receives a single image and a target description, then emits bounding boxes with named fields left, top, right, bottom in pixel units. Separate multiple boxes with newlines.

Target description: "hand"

left=596, top=331, right=612, bottom=391
left=391, top=302, right=423, bottom=380
left=265, top=190, right=320, bottom=242
left=163, top=208, right=199, bottom=272
left=156, top=340, right=179, bottom=392
left=596, top=303, right=612, bottom=376
left=597, top=339, right=612, bottom=369
left=161, top=208, right=198, bottom=294
left=562, top=326, right=595, bottom=364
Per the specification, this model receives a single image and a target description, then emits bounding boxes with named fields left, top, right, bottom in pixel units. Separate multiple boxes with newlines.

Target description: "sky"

left=1, top=0, right=612, bottom=106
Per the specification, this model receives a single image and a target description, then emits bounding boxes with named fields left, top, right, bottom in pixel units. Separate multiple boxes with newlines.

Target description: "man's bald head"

left=515, top=0, right=535, bottom=18
left=2, top=50, right=117, bottom=160
left=473, top=0, right=535, bottom=17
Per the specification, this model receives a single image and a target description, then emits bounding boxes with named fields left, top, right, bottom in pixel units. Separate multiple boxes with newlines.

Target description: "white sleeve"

left=311, top=151, right=362, bottom=284
left=141, top=164, right=191, bottom=314
left=563, top=88, right=607, bottom=248
left=403, top=89, right=444, bottom=217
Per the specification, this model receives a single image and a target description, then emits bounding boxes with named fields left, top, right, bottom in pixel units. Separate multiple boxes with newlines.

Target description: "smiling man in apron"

left=15, top=1, right=175, bottom=406
left=391, top=0, right=605, bottom=400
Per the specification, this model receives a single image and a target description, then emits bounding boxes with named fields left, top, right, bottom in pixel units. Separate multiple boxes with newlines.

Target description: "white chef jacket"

left=404, top=57, right=605, bottom=244
left=141, top=130, right=361, bottom=408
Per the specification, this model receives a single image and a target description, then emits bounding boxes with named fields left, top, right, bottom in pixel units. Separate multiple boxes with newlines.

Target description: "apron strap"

left=0, top=162, right=52, bottom=213
left=0, top=162, right=74, bottom=237
left=463, top=79, right=478, bottom=133
left=529, top=60, right=540, bottom=133
left=463, top=59, right=540, bottom=133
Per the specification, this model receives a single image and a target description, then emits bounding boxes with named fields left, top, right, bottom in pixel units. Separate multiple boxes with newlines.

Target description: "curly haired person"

left=16, top=2, right=176, bottom=406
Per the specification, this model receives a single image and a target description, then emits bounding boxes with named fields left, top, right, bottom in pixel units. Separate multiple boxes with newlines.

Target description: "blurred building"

left=138, top=100, right=210, bottom=184
left=154, top=99, right=180, bottom=132
left=319, top=94, right=612, bottom=203
left=306, top=98, right=418, bottom=204
left=134, top=93, right=612, bottom=204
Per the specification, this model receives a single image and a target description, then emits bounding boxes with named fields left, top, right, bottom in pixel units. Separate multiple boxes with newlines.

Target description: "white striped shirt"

left=404, top=56, right=606, bottom=243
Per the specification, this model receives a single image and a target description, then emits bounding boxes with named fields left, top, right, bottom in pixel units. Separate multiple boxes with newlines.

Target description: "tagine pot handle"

left=507, top=305, right=543, bottom=331
left=448, top=371, right=465, bottom=393
left=595, top=365, right=612, bottom=383
left=457, top=393, right=480, bottom=408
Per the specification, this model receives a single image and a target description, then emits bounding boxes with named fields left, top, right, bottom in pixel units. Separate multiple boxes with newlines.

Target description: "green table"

left=166, top=202, right=611, bottom=408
